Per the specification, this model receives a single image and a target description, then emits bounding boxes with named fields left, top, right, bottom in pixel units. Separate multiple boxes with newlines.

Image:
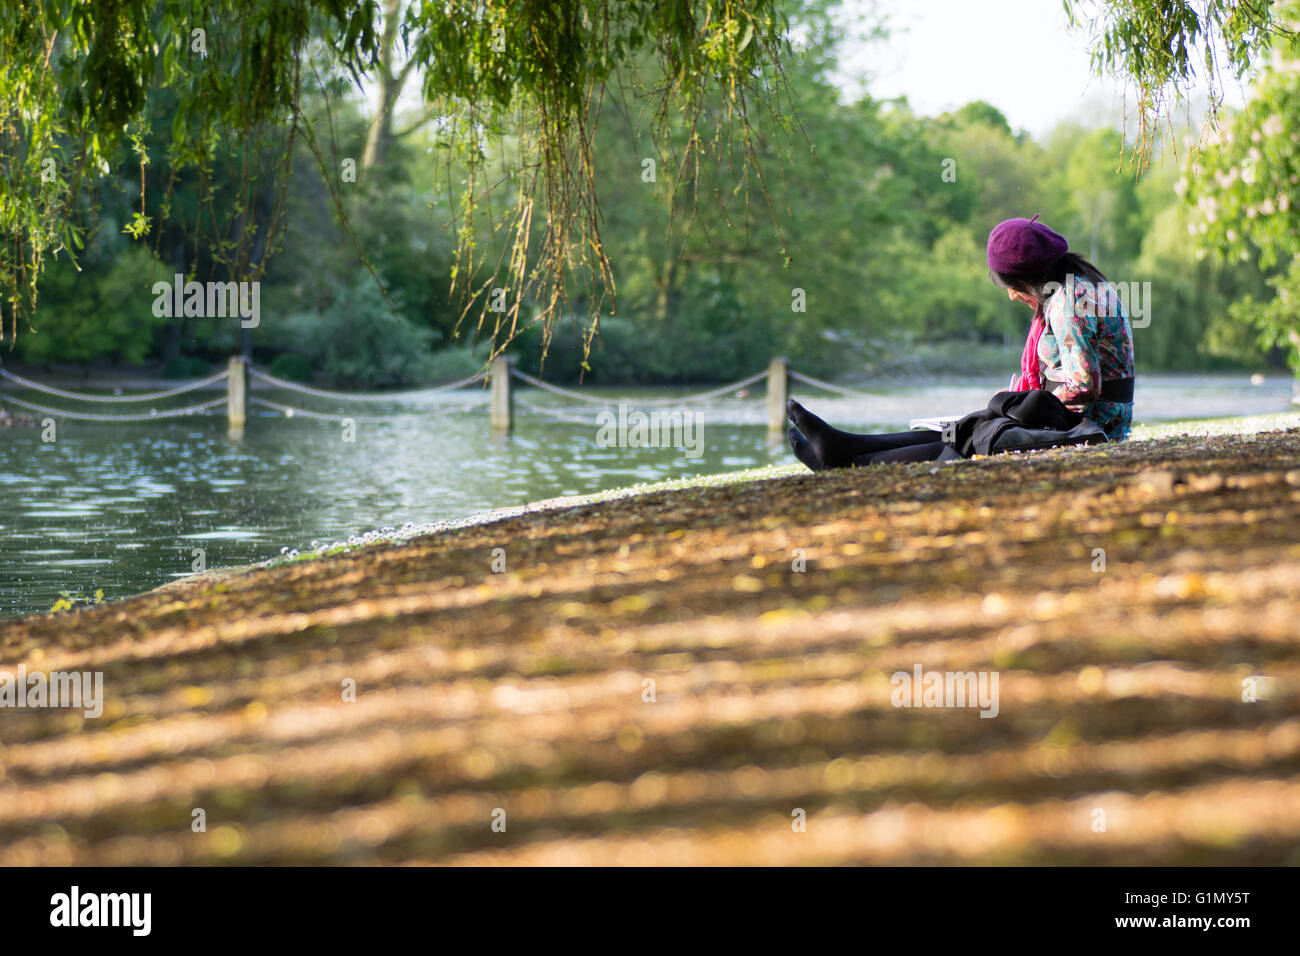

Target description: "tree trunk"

left=361, top=0, right=405, bottom=172
left=653, top=255, right=678, bottom=323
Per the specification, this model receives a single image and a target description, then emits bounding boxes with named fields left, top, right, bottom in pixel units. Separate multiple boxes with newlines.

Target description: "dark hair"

left=990, top=251, right=1109, bottom=305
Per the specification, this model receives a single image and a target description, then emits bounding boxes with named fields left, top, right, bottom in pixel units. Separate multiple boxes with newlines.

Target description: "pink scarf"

left=1017, top=310, right=1045, bottom=391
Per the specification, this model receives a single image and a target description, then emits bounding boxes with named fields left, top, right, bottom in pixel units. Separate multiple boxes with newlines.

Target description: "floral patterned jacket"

left=1035, top=276, right=1136, bottom=441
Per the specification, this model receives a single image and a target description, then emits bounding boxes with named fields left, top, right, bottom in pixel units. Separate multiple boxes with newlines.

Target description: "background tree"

left=1178, top=1, right=1300, bottom=371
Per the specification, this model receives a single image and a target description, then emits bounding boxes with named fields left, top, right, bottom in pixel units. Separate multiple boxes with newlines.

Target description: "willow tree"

left=1064, top=0, right=1299, bottom=164
left=0, top=0, right=797, bottom=355
left=3, top=0, right=1298, bottom=358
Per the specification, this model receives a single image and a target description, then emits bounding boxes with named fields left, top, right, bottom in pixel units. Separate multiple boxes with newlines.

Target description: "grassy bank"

left=1, top=413, right=1298, bottom=864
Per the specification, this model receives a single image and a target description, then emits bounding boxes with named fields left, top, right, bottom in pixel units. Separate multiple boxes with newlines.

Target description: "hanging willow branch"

left=1064, top=0, right=1299, bottom=169
left=0, top=0, right=793, bottom=355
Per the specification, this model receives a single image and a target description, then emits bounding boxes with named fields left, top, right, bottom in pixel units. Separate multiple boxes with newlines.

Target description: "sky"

left=833, top=0, right=1250, bottom=139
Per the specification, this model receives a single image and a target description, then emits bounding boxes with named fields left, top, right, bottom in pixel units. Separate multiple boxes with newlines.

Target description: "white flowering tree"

left=1180, top=22, right=1300, bottom=371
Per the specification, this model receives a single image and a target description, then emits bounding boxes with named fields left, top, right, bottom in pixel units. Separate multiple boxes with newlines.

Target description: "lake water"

left=1, top=372, right=1295, bottom=619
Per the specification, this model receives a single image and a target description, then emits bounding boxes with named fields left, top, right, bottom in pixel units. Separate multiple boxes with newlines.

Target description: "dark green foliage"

left=162, top=355, right=213, bottom=378
left=268, top=351, right=315, bottom=382
left=517, top=277, right=775, bottom=384
left=270, top=276, right=437, bottom=387
left=17, top=243, right=172, bottom=366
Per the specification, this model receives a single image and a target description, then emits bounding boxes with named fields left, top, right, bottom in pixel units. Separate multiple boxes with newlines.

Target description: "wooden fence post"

left=227, top=356, right=246, bottom=429
left=767, top=356, right=788, bottom=433
left=491, top=355, right=513, bottom=431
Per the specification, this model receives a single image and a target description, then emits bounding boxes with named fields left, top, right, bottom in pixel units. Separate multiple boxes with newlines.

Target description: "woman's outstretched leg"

left=786, top=399, right=943, bottom=470
left=847, top=441, right=949, bottom=466
left=787, top=427, right=825, bottom=472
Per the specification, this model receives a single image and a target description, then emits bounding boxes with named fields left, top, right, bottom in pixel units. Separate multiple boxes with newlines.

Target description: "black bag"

left=947, top=389, right=1107, bottom=458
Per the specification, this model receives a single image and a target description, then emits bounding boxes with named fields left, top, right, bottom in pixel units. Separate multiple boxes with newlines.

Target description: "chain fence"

left=513, top=397, right=601, bottom=426
left=249, top=395, right=482, bottom=423
left=247, top=366, right=487, bottom=400
left=0, top=364, right=232, bottom=421
left=0, top=393, right=229, bottom=422
left=788, top=369, right=875, bottom=399
left=1, top=360, right=877, bottom=427
left=0, top=367, right=229, bottom=402
left=509, top=367, right=771, bottom=406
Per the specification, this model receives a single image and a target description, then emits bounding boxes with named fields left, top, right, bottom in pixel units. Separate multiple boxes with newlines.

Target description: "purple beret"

left=986, top=215, right=1069, bottom=275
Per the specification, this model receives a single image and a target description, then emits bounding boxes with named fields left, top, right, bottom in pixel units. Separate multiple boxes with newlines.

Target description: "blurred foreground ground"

left=2, top=421, right=1299, bottom=864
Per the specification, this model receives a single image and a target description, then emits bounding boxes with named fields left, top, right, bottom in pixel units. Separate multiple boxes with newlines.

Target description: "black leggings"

left=786, top=399, right=950, bottom=471
left=845, top=430, right=947, bottom=465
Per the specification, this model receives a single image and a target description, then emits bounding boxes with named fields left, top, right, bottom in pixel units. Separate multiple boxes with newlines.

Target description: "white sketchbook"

left=908, top=415, right=962, bottom=432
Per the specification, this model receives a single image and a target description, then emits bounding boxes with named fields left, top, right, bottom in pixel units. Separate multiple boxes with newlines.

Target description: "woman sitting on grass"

left=787, top=215, right=1137, bottom=470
